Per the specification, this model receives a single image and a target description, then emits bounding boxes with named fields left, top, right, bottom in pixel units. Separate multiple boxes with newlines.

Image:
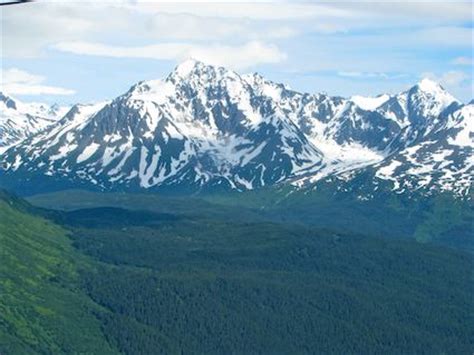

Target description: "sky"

left=0, top=0, right=473, bottom=105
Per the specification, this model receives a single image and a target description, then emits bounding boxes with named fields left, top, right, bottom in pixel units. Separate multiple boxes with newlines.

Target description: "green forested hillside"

left=71, top=216, right=473, bottom=354
left=2, top=190, right=473, bottom=354
left=27, top=188, right=474, bottom=252
left=202, top=187, right=474, bottom=251
left=0, top=192, right=115, bottom=354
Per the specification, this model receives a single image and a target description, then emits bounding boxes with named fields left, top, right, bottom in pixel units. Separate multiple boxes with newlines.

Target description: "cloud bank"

left=1, top=68, right=75, bottom=96
left=53, top=41, right=286, bottom=70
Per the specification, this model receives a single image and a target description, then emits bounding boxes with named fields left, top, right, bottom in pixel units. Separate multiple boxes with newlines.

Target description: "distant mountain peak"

left=0, top=94, right=70, bottom=153
left=170, top=59, right=232, bottom=81
left=412, top=78, right=459, bottom=104
left=0, top=91, right=17, bottom=110
left=416, top=78, right=444, bottom=92
left=173, top=58, right=205, bottom=77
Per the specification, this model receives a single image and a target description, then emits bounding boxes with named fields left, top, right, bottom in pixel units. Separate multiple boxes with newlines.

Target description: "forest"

left=1, top=189, right=472, bottom=354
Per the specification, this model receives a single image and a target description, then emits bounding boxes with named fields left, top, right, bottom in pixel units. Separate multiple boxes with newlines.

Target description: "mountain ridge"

left=0, top=60, right=472, bottom=198
left=0, top=92, right=70, bottom=153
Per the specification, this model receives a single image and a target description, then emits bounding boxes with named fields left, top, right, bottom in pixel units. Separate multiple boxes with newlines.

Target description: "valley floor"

left=1, top=190, right=473, bottom=354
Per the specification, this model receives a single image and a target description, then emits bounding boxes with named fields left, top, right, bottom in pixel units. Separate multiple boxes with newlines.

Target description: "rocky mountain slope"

left=0, top=93, right=69, bottom=154
left=0, top=60, right=472, bottom=197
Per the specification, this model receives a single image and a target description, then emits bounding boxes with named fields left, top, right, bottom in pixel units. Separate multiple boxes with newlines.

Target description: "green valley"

left=1, top=189, right=472, bottom=353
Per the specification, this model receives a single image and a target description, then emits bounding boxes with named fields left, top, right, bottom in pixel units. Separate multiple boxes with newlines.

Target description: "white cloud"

left=335, top=2, right=473, bottom=23
left=130, top=2, right=355, bottom=20
left=1, top=68, right=75, bottom=96
left=144, top=13, right=298, bottom=41
left=338, top=71, right=389, bottom=79
left=421, top=71, right=470, bottom=87
left=5, top=1, right=470, bottom=59
left=0, top=2, right=304, bottom=58
left=337, top=71, right=408, bottom=80
left=1, top=1, right=473, bottom=102
left=451, top=57, right=472, bottom=66
left=53, top=41, right=287, bottom=70
left=2, top=69, right=43, bottom=86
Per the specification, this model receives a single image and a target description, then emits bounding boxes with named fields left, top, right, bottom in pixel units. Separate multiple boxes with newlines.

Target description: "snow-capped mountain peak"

left=172, top=58, right=205, bottom=77
left=0, top=92, right=70, bottom=153
left=408, top=78, right=460, bottom=116
left=0, top=61, right=471, bottom=198
left=373, top=78, right=462, bottom=133
left=416, top=78, right=449, bottom=96
left=167, top=59, right=240, bottom=85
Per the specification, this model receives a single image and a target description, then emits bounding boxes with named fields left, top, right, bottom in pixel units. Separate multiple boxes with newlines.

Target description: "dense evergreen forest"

left=1, top=189, right=473, bottom=354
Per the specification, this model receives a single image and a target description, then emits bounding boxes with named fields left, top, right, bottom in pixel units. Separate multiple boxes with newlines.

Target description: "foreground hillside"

left=0, top=191, right=114, bottom=354
left=3, top=190, right=473, bottom=353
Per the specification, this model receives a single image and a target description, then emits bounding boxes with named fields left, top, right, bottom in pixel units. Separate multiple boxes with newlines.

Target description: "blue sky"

left=1, top=1, right=472, bottom=105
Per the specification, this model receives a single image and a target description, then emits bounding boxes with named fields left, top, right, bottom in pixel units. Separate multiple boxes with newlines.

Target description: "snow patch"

left=351, top=94, right=390, bottom=111
left=376, top=160, right=402, bottom=179
left=77, top=143, right=100, bottom=163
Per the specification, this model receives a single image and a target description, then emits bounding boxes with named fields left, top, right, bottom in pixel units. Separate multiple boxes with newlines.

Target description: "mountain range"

left=0, top=92, right=69, bottom=154
left=0, top=59, right=472, bottom=198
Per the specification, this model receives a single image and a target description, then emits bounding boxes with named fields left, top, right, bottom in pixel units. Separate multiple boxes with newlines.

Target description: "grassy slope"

left=0, top=196, right=116, bottom=354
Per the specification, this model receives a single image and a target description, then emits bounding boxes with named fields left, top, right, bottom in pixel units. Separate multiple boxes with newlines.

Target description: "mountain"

left=369, top=102, right=472, bottom=196
left=294, top=82, right=472, bottom=198
left=0, top=60, right=472, bottom=198
left=0, top=92, right=69, bottom=153
left=296, top=101, right=472, bottom=198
